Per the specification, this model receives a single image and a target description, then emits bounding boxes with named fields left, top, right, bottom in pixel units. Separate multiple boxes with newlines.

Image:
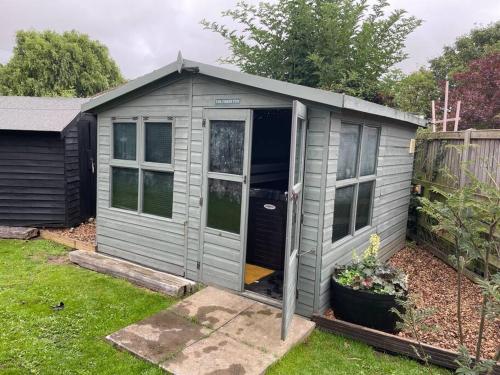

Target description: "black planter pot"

left=330, top=276, right=406, bottom=334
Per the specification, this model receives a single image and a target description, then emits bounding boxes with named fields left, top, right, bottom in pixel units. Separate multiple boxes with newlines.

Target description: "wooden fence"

left=413, top=129, right=500, bottom=190
left=411, top=129, right=500, bottom=272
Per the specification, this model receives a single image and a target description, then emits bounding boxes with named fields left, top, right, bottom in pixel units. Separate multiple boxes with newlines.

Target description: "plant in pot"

left=330, top=234, right=408, bottom=333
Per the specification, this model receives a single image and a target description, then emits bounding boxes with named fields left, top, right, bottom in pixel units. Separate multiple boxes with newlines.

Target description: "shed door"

left=282, top=100, right=307, bottom=340
left=200, top=109, right=252, bottom=291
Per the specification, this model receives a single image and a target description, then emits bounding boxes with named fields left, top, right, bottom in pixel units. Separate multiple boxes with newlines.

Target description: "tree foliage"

left=429, top=22, right=500, bottom=81
left=379, top=68, right=440, bottom=117
left=0, top=30, right=124, bottom=97
left=201, top=0, right=421, bottom=101
left=446, top=53, right=500, bottom=129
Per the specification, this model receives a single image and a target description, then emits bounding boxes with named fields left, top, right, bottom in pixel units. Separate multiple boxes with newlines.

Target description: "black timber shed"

left=0, top=96, right=97, bottom=227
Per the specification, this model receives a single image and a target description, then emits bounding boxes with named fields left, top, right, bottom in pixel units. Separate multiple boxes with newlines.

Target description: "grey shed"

left=82, top=54, right=424, bottom=339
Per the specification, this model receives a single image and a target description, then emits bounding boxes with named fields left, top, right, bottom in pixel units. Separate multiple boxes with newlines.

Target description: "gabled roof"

left=82, top=53, right=426, bottom=127
left=0, top=96, right=88, bottom=132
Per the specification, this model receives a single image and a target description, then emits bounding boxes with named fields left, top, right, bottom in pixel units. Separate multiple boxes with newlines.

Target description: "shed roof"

left=0, top=96, right=88, bottom=132
left=82, top=54, right=426, bottom=127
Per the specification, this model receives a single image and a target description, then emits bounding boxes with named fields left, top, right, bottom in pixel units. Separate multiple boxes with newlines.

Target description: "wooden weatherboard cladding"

left=92, top=69, right=418, bottom=318
left=0, top=114, right=96, bottom=228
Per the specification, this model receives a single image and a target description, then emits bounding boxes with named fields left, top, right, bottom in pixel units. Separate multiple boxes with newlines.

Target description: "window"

left=113, top=122, right=137, bottom=160
left=332, top=123, right=379, bottom=242
left=206, top=120, right=245, bottom=234
left=111, top=118, right=175, bottom=218
left=145, top=122, right=172, bottom=163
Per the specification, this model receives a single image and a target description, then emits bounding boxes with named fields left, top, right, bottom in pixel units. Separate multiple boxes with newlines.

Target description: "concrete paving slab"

left=106, top=310, right=211, bottom=364
left=161, top=331, right=276, bottom=375
left=218, top=301, right=316, bottom=358
left=170, top=286, right=256, bottom=329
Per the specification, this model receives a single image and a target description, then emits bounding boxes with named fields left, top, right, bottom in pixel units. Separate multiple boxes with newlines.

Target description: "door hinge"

left=199, top=197, right=203, bottom=206
left=197, top=261, right=201, bottom=270
left=202, top=119, right=206, bottom=128
left=243, top=175, right=247, bottom=184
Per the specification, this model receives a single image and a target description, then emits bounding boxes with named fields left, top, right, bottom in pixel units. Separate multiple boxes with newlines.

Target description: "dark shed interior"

left=245, top=108, right=292, bottom=300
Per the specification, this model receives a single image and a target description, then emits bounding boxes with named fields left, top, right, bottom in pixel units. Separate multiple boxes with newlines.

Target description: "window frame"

left=109, top=116, right=175, bottom=220
left=332, top=122, right=380, bottom=243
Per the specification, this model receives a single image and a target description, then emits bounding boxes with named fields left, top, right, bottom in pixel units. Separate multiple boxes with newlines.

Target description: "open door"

left=281, top=100, right=307, bottom=340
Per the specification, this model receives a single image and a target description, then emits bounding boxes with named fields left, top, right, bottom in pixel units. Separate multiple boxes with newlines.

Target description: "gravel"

left=45, top=220, right=96, bottom=244
left=324, top=245, right=499, bottom=360
left=389, top=246, right=499, bottom=359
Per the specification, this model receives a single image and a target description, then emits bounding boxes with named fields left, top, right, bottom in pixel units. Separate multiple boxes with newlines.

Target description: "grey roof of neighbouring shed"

left=0, top=96, right=88, bottom=132
left=82, top=53, right=426, bottom=127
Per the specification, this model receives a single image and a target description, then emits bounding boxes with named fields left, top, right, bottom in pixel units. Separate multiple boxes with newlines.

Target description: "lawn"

left=0, top=239, right=448, bottom=374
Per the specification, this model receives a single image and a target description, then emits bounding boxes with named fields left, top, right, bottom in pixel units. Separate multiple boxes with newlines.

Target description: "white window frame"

left=332, top=122, right=380, bottom=243
left=110, top=116, right=175, bottom=220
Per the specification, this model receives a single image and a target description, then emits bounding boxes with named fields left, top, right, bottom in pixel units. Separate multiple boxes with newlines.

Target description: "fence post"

left=459, top=129, right=472, bottom=188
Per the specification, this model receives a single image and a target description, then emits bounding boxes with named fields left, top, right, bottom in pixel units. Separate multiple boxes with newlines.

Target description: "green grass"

left=269, top=330, right=450, bottom=375
left=0, top=239, right=449, bottom=375
left=0, top=239, right=173, bottom=374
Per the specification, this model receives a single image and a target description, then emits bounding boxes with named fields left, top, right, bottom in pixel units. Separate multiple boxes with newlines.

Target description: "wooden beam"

left=443, top=81, right=449, bottom=132
left=312, top=316, right=500, bottom=373
left=454, top=100, right=461, bottom=131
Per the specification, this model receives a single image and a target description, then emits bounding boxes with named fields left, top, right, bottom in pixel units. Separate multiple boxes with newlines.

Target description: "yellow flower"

left=363, top=234, right=380, bottom=259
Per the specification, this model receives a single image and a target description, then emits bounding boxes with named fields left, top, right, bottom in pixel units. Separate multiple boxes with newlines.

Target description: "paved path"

left=107, top=286, right=315, bottom=374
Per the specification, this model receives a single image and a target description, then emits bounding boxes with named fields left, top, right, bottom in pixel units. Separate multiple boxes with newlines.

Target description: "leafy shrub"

left=334, top=234, right=408, bottom=297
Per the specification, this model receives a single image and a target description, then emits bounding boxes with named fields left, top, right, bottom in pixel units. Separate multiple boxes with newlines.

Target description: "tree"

left=446, top=53, right=500, bottom=129
left=201, top=0, right=421, bottom=101
left=419, top=155, right=500, bottom=374
left=429, top=22, right=500, bottom=81
left=0, top=30, right=124, bottom=97
left=393, top=69, right=440, bottom=117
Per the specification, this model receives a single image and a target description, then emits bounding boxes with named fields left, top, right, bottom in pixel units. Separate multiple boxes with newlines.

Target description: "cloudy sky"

left=1, top=0, right=499, bottom=79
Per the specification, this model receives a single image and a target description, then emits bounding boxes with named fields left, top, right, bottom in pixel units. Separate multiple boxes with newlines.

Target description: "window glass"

left=113, top=122, right=136, bottom=160
left=209, top=120, right=245, bottom=175
left=337, top=125, right=360, bottom=180
left=294, top=118, right=304, bottom=184
left=145, top=122, right=172, bottom=164
left=356, top=181, right=374, bottom=230
left=112, top=167, right=138, bottom=211
left=143, top=171, right=173, bottom=218
left=360, top=126, right=379, bottom=176
left=332, top=185, right=354, bottom=242
left=207, top=178, right=241, bottom=234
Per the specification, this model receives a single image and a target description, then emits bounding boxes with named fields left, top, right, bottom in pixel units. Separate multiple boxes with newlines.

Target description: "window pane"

left=145, top=122, right=172, bottom=164
left=356, top=181, right=374, bottom=230
left=113, top=122, right=136, bottom=160
left=143, top=171, right=173, bottom=218
left=209, top=120, right=245, bottom=175
left=294, top=118, right=304, bottom=184
left=112, top=167, right=138, bottom=211
left=332, top=185, right=354, bottom=242
left=360, top=126, right=379, bottom=176
left=207, top=179, right=241, bottom=234
left=337, top=124, right=360, bottom=180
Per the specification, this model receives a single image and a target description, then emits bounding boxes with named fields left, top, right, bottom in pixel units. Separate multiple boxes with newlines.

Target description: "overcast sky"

left=1, top=0, right=499, bottom=80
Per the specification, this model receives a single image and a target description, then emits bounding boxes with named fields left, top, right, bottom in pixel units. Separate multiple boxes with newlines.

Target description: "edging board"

left=312, top=315, right=500, bottom=373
